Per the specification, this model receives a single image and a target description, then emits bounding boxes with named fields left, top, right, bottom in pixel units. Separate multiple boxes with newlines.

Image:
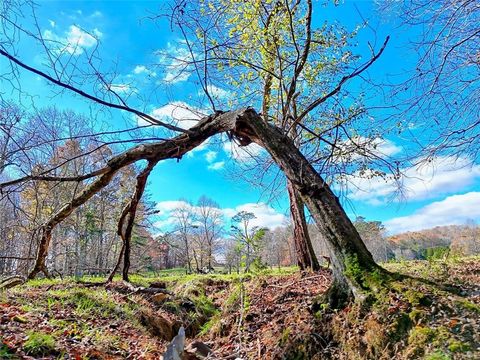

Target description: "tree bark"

left=287, top=179, right=320, bottom=271
left=121, top=161, right=155, bottom=281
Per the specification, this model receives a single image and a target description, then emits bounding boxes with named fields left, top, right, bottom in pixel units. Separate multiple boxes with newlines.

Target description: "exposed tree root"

left=0, top=275, right=26, bottom=289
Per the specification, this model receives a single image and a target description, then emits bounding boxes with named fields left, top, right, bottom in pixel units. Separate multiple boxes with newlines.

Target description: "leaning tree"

left=0, top=0, right=394, bottom=303
left=168, top=0, right=396, bottom=271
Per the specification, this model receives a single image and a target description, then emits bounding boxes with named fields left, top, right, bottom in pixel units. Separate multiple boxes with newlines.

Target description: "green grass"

left=0, top=343, right=18, bottom=359
left=12, top=266, right=298, bottom=291
left=23, top=331, right=56, bottom=357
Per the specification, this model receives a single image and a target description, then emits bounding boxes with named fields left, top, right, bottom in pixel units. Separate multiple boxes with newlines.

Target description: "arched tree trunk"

left=23, top=108, right=386, bottom=306
left=287, top=179, right=320, bottom=271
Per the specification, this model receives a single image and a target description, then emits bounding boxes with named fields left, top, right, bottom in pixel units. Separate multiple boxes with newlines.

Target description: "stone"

left=152, top=293, right=169, bottom=304
left=139, top=309, right=180, bottom=341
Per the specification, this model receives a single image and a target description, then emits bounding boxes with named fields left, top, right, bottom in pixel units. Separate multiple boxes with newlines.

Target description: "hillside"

left=388, top=225, right=479, bottom=260
left=1, top=257, right=479, bottom=359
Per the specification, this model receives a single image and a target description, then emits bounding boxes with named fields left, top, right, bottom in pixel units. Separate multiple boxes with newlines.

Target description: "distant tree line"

left=150, top=200, right=298, bottom=274
left=0, top=105, right=155, bottom=277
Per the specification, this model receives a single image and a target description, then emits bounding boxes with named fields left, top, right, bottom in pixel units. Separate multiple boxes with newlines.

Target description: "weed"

left=0, top=343, right=18, bottom=359
left=425, top=350, right=452, bottom=360
left=23, top=331, right=57, bottom=356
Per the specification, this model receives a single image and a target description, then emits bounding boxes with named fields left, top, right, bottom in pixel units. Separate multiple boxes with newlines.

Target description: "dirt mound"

left=203, top=270, right=332, bottom=359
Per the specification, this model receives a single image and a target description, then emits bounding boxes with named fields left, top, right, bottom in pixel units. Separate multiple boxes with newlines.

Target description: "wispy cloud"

left=208, top=161, right=225, bottom=170
left=157, top=42, right=195, bottom=84
left=223, top=141, right=264, bottom=162
left=334, top=136, right=403, bottom=161
left=344, top=156, right=480, bottom=205
left=205, top=150, right=217, bottom=163
left=43, top=25, right=102, bottom=56
left=107, top=83, right=134, bottom=94
left=223, top=203, right=288, bottom=229
left=385, top=192, right=480, bottom=234
left=133, top=65, right=157, bottom=77
left=146, top=101, right=206, bottom=129
left=90, top=10, right=102, bottom=18
left=199, top=85, right=231, bottom=100
left=154, top=200, right=287, bottom=232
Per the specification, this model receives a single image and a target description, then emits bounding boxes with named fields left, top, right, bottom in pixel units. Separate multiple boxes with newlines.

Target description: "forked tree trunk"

left=287, top=179, right=320, bottom=271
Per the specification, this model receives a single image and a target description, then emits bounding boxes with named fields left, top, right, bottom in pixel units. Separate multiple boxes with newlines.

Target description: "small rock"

left=152, top=293, right=169, bottom=304
left=184, top=341, right=212, bottom=359
left=139, top=309, right=179, bottom=341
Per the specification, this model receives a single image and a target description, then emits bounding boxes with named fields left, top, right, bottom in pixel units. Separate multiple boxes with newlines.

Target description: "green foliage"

left=424, top=246, right=450, bottom=261
left=344, top=254, right=389, bottom=292
left=279, top=327, right=291, bottom=346
left=199, top=313, right=221, bottom=336
left=344, top=254, right=364, bottom=284
left=425, top=351, right=452, bottom=360
left=23, top=331, right=56, bottom=356
left=455, top=299, right=480, bottom=313
left=251, top=257, right=268, bottom=272
left=448, top=340, right=471, bottom=353
left=0, top=343, right=17, bottom=359
left=194, top=294, right=218, bottom=319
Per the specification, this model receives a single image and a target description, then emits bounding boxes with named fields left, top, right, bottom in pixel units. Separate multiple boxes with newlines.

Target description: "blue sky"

left=2, top=0, right=480, bottom=235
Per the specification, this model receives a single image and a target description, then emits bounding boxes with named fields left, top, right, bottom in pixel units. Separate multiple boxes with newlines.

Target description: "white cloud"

left=385, top=192, right=480, bottom=234
left=133, top=65, right=157, bottom=77
left=43, top=25, right=102, bottom=56
left=148, top=101, right=206, bottom=129
left=208, top=161, right=225, bottom=170
left=108, top=83, right=133, bottom=93
left=158, top=44, right=195, bottom=84
left=335, top=136, right=402, bottom=160
left=90, top=11, right=102, bottom=18
left=199, top=85, right=231, bottom=100
left=156, top=200, right=190, bottom=217
left=48, top=20, right=55, bottom=28
left=205, top=150, right=217, bottom=163
left=345, top=156, right=480, bottom=205
left=223, top=141, right=264, bottom=162
left=134, top=65, right=146, bottom=74
left=224, top=203, right=288, bottom=229
left=186, top=138, right=210, bottom=158
left=164, top=70, right=190, bottom=83
left=154, top=200, right=287, bottom=232
left=375, top=138, right=403, bottom=157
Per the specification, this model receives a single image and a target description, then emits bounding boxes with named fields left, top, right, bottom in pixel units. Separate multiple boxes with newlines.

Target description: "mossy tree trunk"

left=233, top=109, right=387, bottom=305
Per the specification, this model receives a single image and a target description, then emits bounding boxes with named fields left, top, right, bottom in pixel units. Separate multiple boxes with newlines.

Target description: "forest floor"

left=0, top=256, right=479, bottom=359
